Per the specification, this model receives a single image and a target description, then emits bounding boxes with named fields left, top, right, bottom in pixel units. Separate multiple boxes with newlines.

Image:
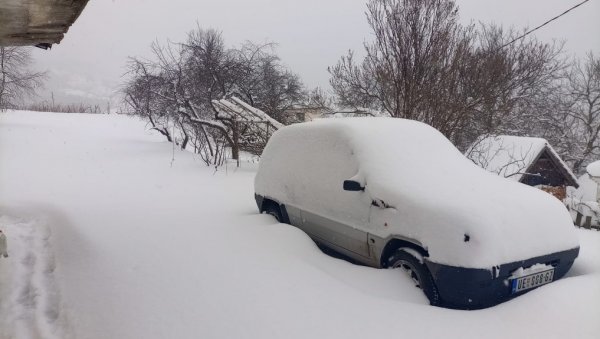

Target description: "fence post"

left=575, top=212, right=582, bottom=226
left=584, top=216, right=592, bottom=229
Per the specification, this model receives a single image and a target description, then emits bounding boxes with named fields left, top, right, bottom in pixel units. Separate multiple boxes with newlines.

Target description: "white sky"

left=31, top=0, right=600, bottom=106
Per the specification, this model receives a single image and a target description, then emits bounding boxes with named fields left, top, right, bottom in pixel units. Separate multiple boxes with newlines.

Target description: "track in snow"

left=0, top=213, right=65, bottom=339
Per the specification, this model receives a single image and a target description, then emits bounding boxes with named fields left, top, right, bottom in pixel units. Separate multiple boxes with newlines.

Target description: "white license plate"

left=511, top=268, right=555, bottom=293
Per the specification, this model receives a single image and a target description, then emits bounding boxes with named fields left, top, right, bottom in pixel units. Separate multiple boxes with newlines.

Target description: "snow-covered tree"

left=123, top=27, right=306, bottom=165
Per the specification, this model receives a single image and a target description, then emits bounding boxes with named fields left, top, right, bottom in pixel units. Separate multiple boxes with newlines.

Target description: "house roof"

left=0, top=0, right=89, bottom=48
left=466, top=135, right=578, bottom=187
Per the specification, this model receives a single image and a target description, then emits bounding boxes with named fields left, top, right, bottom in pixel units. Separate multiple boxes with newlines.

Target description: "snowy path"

left=1, top=111, right=599, bottom=339
left=0, top=213, right=65, bottom=339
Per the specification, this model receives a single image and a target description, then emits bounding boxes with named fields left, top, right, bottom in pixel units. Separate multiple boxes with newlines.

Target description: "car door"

left=301, top=203, right=371, bottom=258
left=293, top=136, right=372, bottom=259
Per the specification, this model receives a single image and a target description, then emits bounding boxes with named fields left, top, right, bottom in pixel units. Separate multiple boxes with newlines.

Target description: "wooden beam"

left=0, top=0, right=89, bottom=47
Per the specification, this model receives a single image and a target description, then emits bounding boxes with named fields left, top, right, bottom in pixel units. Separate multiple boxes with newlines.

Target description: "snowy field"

left=0, top=111, right=599, bottom=339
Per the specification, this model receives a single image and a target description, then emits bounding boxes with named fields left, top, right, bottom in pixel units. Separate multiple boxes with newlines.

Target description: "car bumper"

left=425, top=247, right=579, bottom=309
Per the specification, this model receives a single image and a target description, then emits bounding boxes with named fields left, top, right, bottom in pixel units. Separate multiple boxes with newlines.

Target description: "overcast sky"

left=31, top=0, right=600, bottom=107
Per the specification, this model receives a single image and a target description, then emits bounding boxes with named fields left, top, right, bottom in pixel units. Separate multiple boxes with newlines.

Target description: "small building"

left=466, top=135, right=578, bottom=200
left=283, top=106, right=328, bottom=123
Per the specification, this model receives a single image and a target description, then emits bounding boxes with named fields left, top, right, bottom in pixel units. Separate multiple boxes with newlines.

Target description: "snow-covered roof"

left=212, top=97, right=284, bottom=130
left=586, top=160, right=600, bottom=177
left=466, top=135, right=578, bottom=186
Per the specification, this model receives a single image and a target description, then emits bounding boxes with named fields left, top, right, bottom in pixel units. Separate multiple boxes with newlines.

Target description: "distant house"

left=466, top=135, right=578, bottom=200
left=283, top=106, right=328, bottom=123
left=322, top=109, right=384, bottom=119
left=283, top=107, right=386, bottom=123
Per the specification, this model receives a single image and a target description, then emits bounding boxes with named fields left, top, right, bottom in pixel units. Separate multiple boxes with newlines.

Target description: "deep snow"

left=0, top=111, right=599, bottom=339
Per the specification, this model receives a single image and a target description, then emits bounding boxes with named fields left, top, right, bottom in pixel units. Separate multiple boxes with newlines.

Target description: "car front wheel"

left=387, top=248, right=441, bottom=306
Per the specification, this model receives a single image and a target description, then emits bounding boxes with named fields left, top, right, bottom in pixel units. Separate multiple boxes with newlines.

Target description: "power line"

left=499, top=0, right=591, bottom=49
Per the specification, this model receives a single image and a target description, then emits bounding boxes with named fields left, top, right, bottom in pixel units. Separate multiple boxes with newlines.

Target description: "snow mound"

left=587, top=160, right=600, bottom=177
left=573, top=173, right=599, bottom=202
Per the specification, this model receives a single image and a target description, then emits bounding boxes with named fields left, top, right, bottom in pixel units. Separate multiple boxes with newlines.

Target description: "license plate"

left=511, top=268, right=555, bottom=293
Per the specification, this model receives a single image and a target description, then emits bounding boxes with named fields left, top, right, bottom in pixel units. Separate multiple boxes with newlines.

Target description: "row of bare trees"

left=328, top=0, right=600, bottom=174
left=1, top=46, right=105, bottom=114
left=123, top=28, right=306, bottom=165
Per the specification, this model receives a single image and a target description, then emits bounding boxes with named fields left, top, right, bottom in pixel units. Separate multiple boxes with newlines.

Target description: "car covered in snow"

left=254, top=118, right=579, bottom=309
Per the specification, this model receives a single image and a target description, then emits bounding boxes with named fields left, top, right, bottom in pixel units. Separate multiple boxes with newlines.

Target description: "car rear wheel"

left=387, top=248, right=441, bottom=306
left=263, top=203, right=282, bottom=222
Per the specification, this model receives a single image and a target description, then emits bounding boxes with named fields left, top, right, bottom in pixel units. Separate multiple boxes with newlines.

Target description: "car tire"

left=264, top=203, right=283, bottom=222
left=387, top=248, right=441, bottom=306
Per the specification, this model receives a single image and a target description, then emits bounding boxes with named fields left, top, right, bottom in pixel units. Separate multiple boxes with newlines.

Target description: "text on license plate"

left=511, top=268, right=555, bottom=293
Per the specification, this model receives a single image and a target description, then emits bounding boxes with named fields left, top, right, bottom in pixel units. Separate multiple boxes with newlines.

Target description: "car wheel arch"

left=260, top=197, right=290, bottom=224
left=380, top=238, right=429, bottom=268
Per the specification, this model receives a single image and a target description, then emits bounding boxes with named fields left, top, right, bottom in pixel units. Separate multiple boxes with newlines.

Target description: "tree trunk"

left=231, top=120, right=240, bottom=165
left=179, top=121, right=189, bottom=150
left=181, top=134, right=189, bottom=150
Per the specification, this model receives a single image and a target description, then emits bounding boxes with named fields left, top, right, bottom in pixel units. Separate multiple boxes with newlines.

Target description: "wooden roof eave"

left=0, top=0, right=90, bottom=47
left=519, top=146, right=579, bottom=188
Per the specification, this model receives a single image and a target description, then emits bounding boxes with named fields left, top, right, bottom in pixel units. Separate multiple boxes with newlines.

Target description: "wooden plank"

left=0, top=0, right=89, bottom=46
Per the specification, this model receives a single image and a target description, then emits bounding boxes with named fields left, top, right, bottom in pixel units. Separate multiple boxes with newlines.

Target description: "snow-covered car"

left=254, top=118, right=579, bottom=309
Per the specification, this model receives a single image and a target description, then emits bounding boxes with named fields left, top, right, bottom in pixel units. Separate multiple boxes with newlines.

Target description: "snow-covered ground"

left=0, top=111, right=599, bottom=339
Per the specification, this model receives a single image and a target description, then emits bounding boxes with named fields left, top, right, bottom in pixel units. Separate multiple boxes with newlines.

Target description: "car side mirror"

left=343, top=180, right=364, bottom=191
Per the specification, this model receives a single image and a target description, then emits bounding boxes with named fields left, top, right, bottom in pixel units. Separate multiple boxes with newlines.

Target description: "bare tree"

left=453, top=24, right=565, bottom=148
left=538, top=52, right=600, bottom=174
left=123, top=60, right=174, bottom=142
left=329, top=0, right=474, bottom=121
left=123, top=27, right=305, bottom=165
left=565, top=52, right=600, bottom=173
left=305, top=87, right=332, bottom=110
left=229, top=41, right=306, bottom=124
left=466, top=136, right=536, bottom=179
left=0, top=46, right=45, bottom=110
left=329, top=0, right=564, bottom=149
